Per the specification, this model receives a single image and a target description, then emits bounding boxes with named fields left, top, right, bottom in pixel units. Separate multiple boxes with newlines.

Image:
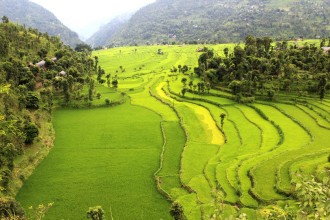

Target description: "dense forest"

left=109, top=0, right=330, bottom=46
left=192, top=36, right=330, bottom=102
left=0, top=17, right=96, bottom=217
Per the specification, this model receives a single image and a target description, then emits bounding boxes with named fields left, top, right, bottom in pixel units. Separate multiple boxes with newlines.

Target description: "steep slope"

left=108, top=0, right=330, bottom=45
left=0, top=0, right=82, bottom=47
left=86, top=13, right=132, bottom=48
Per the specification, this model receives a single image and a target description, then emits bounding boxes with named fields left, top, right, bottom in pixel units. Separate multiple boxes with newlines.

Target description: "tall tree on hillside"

left=318, top=75, right=327, bottom=100
left=224, top=48, right=229, bottom=58
left=1, top=16, right=9, bottom=23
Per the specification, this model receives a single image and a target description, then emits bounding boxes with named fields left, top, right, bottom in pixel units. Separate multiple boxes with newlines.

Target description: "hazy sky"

left=29, top=0, right=156, bottom=39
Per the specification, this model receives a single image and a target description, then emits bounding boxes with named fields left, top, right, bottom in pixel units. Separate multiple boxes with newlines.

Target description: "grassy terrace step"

left=132, top=77, right=193, bottom=202
left=166, top=88, right=263, bottom=207
left=176, top=102, right=223, bottom=202
left=155, top=82, right=226, bottom=215
left=296, top=104, right=330, bottom=129
left=306, top=102, right=330, bottom=119
left=165, top=91, right=242, bottom=203
left=234, top=105, right=280, bottom=207
left=272, top=103, right=330, bottom=193
left=17, top=104, right=171, bottom=219
left=290, top=152, right=330, bottom=176
left=249, top=103, right=311, bottom=201
left=152, top=81, right=205, bottom=218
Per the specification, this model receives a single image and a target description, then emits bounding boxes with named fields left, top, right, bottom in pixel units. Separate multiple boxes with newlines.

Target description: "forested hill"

left=108, top=0, right=330, bottom=46
left=86, top=14, right=132, bottom=48
left=0, top=0, right=82, bottom=47
left=0, top=20, right=95, bottom=217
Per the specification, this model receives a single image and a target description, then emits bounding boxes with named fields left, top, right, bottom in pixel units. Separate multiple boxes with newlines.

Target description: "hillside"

left=106, top=0, right=330, bottom=45
left=86, top=14, right=132, bottom=48
left=0, top=0, right=82, bottom=47
left=0, top=19, right=98, bottom=218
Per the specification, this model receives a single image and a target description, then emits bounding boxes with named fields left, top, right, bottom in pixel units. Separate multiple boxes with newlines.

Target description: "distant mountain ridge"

left=0, top=0, right=82, bottom=47
left=97, top=0, right=330, bottom=46
left=87, top=13, right=132, bottom=48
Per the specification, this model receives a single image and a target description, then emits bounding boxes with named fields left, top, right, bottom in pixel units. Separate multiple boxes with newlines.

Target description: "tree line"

left=193, top=36, right=329, bottom=102
left=0, top=17, right=97, bottom=218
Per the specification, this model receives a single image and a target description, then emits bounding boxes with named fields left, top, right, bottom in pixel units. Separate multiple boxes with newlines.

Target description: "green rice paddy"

left=16, top=43, right=330, bottom=219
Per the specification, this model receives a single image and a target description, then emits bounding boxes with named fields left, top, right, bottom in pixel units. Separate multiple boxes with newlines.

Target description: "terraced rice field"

left=17, top=44, right=330, bottom=219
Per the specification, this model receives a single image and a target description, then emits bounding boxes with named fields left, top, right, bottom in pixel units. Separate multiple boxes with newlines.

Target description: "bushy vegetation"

left=193, top=36, right=330, bottom=102
left=0, top=18, right=98, bottom=218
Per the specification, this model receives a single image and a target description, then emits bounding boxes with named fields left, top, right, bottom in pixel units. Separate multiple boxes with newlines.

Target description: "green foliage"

left=75, top=43, right=92, bottom=52
left=170, top=202, right=186, bottom=220
left=293, top=173, right=330, bottom=219
left=0, top=196, right=25, bottom=219
left=24, top=123, right=39, bottom=145
left=86, top=206, right=105, bottom=220
left=27, top=203, right=53, bottom=220
left=104, top=98, right=111, bottom=105
left=194, top=36, right=330, bottom=101
left=259, top=205, right=292, bottom=220
left=25, top=92, right=39, bottom=110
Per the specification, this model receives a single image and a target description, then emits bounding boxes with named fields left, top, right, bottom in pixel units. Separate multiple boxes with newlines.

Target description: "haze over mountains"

left=0, top=0, right=82, bottom=47
left=86, top=13, right=133, bottom=47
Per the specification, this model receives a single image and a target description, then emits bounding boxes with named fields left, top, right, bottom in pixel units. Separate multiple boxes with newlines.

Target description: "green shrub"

left=24, top=123, right=39, bottom=144
left=0, top=197, right=25, bottom=219
left=86, top=206, right=105, bottom=220
left=105, top=98, right=111, bottom=105
left=26, top=92, right=39, bottom=109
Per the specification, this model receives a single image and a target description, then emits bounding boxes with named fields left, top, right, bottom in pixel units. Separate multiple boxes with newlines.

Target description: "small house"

left=35, top=60, right=46, bottom=68
left=59, top=71, right=67, bottom=76
left=321, top=47, right=330, bottom=54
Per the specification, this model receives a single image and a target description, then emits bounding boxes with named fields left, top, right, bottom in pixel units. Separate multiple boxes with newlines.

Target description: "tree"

left=86, top=206, right=105, bottom=220
left=24, top=123, right=39, bottom=144
left=62, top=79, right=70, bottom=104
left=112, top=79, right=118, bottom=88
left=188, top=81, right=193, bottom=90
left=181, top=65, right=189, bottom=73
left=223, top=48, right=229, bottom=58
left=1, top=16, right=9, bottom=24
left=181, top=88, right=187, bottom=97
left=26, top=92, right=39, bottom=109
left=220, top=113, right=226, bottom=128
left=38, top=48, right=48, bottom=58
left=105, top=98, right=111, bottom=105
left=263, top=37, right=273, bottom=53
left=94, top=56, right=99, bottom=70
left=0, top=34, right=9, bottom=58
left=170, top=202, right=186, bottom=220
left=318, top=75, right=327, bottom=100
left=75, top=43, right=92, bottom=52
left=181, top=77, right=187, bottom=86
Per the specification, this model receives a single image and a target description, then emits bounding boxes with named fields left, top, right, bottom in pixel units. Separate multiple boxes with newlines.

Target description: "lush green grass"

left=16, top=44, right=330, bottom=219
left=16, top=103, right=171, bottom=219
